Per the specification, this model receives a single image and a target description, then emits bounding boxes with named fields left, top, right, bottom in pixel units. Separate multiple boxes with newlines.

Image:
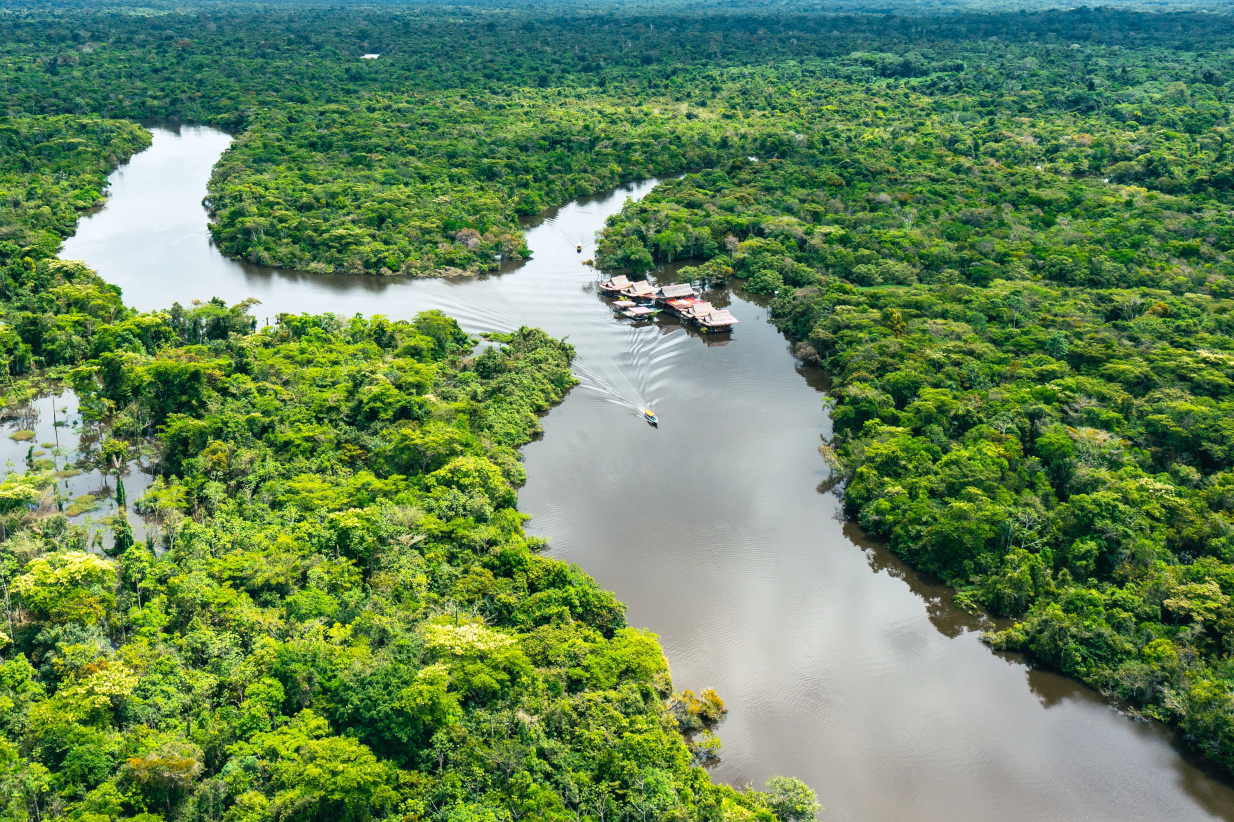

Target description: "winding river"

left=62, top=123, right=1234, bottom=822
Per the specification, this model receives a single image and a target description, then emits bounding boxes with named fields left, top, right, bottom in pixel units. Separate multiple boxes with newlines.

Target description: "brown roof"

left=603, top=275, right=631, bottom=289
left=687, top=301, right=714, bottom=318
left=702, top=310, right=738, bottom=326
left=659, top=283, right=696, bottom=299
left=622, top=281, right=658, bottom=297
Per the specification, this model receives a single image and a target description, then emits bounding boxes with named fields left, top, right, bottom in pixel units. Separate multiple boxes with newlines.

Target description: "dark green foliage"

left=23, top=0, right=1234, bottom=805
left=11, top=7, right=1234, bottom=278
left=206, top=97, right=739, bottom=275
left=582, top=7, right=1234, bottom=774
left=0, top=116, right=149, bottom=267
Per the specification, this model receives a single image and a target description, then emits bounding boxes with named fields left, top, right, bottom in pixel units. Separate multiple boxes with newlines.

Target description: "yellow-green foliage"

left=0, top=290, right=806, bottom=822
left=13, top=550, right=115, bottom=624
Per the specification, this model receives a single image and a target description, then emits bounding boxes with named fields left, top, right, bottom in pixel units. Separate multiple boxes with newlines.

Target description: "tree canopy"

left=7, top=0, right=1234, bottom=807
left=0, top=274, right=814, bottom=821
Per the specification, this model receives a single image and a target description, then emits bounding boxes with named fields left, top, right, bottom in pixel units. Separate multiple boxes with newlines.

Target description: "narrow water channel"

left=62, top=123, right=1234, bottom=822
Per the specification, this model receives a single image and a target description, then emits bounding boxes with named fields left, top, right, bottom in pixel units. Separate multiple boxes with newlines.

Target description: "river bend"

left=60, top=123, right=1234, bottom=822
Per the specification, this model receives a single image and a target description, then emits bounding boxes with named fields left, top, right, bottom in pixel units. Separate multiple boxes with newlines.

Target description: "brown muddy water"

left=61, top=122, right=1234, bottom=821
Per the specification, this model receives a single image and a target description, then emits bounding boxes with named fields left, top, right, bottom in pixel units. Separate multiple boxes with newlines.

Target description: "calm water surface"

left=63, top=124, right=1234, bottom=822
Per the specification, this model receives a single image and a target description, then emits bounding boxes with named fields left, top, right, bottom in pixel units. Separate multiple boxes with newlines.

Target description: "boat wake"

left=570, top=323, right=691, bottom=424
left=572, top=359, right=646, bottom=418
left=624, top=324, right=688, bottom=403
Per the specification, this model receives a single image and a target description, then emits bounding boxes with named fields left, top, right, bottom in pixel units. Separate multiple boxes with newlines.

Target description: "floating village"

left=596, top=274, right=739, bottom=333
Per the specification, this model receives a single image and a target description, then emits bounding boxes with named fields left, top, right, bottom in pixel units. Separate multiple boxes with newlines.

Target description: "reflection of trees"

left=1024, top=664, right=1090, bottom=710
left=8, top=399, right=39, bottom=431
left=794, top=360, right=831, bottom=393
left=668, top=688, right=727, bottom=769
left=76, top=432, right=129, bottom=491
left=844, top=520, right=999, bottom=639
left=815, top=473, right=844, bottom=496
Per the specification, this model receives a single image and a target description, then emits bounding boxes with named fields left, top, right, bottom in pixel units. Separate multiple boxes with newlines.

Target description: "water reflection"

left=845, top=521, right=996, bottom=639
left=1024, top=665, right=1092, bottom=709
left=794, top=360, right=832, bottom=394
left=60, top=123, right=1234, bottom=822
left=0, top=391, right=154, bottom=548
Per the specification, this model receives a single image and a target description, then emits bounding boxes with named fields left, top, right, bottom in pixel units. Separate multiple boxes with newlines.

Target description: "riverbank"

left=592, top=132, right=1234, bottom=786
left=45, top=124, right=1234, bottom=821
left=1, top=278, right=812, bottom=819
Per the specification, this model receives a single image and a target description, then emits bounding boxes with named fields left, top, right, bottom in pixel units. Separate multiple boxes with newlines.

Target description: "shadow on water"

left=843, top=513, right=1234, bottom=809
left=843, top=520, right=999, bottom=640
left=62, top=123, right=1234, bottom=822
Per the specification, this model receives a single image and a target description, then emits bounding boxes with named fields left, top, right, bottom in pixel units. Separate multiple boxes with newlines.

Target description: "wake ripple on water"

left=618, top=324, right=692, bottom=410
left=61, top=123, right=1234, bottom=822
left=571, top=358, right=643, bottom=415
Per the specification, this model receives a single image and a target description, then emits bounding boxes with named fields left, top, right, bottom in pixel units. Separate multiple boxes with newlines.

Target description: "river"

left=61, top=122, right=1234, bottom=822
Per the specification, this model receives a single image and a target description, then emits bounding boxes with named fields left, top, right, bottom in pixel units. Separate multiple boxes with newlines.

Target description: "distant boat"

left=644, top=408, right=658, bottom=425
left=576, top=243, right=583, bottom=252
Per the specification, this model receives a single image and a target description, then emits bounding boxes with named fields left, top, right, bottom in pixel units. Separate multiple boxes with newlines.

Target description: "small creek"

left=58, top=122, right=1234, bottom=822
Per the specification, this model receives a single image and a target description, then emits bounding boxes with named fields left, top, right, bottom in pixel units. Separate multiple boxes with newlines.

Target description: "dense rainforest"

left=4, top=5, right=1234, bottom=274
left=2, top=0, right=1234, bottom=814
left=0, top=154, right=817, bottom=822
left=589, top=17, right=1234, bottom=775
left=0, top=8, right=835, bottom=822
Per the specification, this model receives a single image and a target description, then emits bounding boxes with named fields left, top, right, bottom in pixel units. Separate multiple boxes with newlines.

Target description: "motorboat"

left=643, top=408, right=658, bottom=425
